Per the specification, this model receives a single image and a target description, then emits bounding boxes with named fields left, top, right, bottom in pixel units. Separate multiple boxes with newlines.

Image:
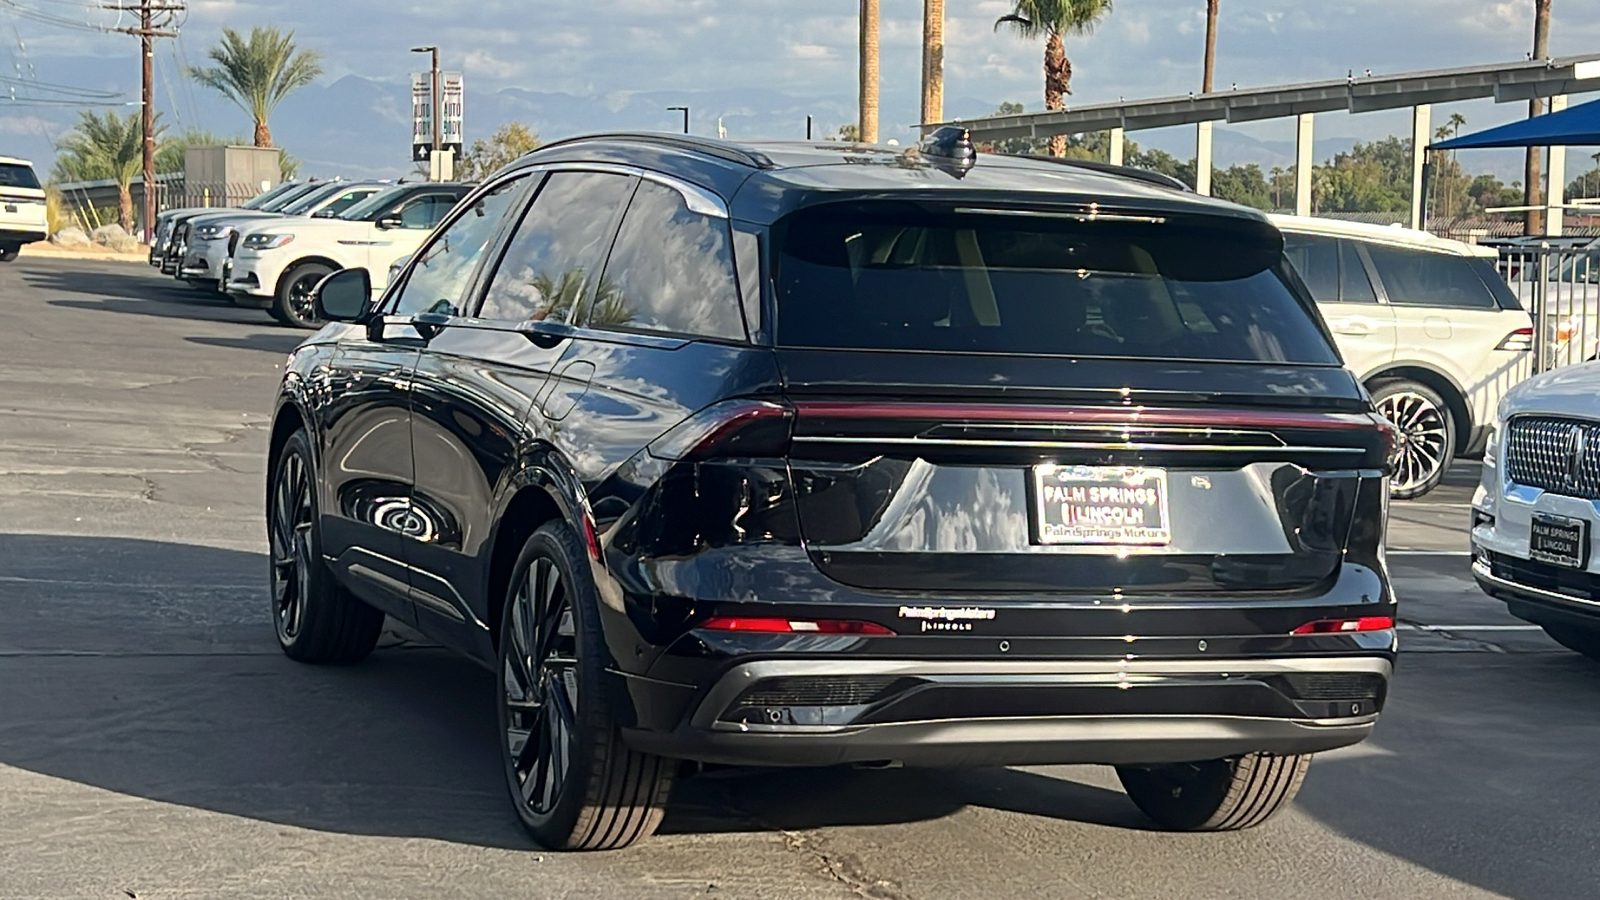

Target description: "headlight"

left=194, top=224, right=233, bottom=240
left=243, top=233, right=294, bottom=250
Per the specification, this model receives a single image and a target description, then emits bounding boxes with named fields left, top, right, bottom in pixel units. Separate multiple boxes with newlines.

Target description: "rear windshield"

left=772, top=203, right=1340, bottom=364
left=0, top=163, right=41, bottom=190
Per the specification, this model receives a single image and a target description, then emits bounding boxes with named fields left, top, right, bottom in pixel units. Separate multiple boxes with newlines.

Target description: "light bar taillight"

left=700, top=616, right=895, bottom=636
left=1496, top=327, right=1534, bottom=352
left=1291, top=616, right=1394, bottom=635
left=647, top=399, right=794, bottom=461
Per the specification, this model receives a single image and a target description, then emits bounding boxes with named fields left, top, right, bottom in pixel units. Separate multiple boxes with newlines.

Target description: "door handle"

left=1331, top=317, right=1374, bottom=336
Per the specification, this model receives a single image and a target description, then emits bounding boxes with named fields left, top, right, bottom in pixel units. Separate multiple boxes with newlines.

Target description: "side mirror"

left=376, top=214, right=404, bottom=230
left=313, top=267, right=373, bottom=322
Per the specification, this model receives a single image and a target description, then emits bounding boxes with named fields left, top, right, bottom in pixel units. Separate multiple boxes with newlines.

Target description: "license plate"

left=1530, top=512, right=1589, bottom=569
left=1032, top=465, right=1171, bottom=546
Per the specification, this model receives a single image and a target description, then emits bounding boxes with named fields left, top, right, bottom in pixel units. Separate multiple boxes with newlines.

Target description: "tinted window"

left=1365, top=243, right=1496, bottom=308
left=1340, top=240, right=1378, bottom=303
left=1467, top=257, right=1522, bottom=309
left=589, top=181, right=743, bottom=339
left=257, top=183, right=324, bottom=212
left=398, top=194, right=458, bottom=229
left=0, top=163, right=41, bottom=190
left=338, top=185, right=408, bottom=220
left=312, top=188, right=381, bottom=218
left=477, top=171, right=635, bottom=322
left=774, top=204, right=1339, bottom=364
left=279, top=183, right=347, bottom=215
left=390, top=176, right=529, bottom=316
left=1283, top=234, right=1338, bottom=303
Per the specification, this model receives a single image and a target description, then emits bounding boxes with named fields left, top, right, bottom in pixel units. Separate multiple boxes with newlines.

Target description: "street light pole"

left=411, top=45, right=442, bottom=178
left=667, top=105, right=689, bottom=135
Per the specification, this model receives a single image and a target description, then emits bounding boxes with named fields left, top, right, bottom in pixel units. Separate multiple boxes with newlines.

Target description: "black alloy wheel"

left=503, top=553, right=581, bottom=819
left=1371, top=379, right=1455, bottom=500
left=272, top=262, right=333, bottom=329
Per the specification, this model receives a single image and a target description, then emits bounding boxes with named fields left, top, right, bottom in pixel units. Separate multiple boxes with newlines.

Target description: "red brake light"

left=1495, top=327, right=1534, bottom=352
left=700, top=616, right=895, bottom=635
left=1291, top=616, right=1394, bottom=635
left=648, top=399, right=794, bottom=461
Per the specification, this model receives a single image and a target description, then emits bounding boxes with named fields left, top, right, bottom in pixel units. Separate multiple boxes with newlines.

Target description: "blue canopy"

left=1433, top=97, right=1600, bottom=149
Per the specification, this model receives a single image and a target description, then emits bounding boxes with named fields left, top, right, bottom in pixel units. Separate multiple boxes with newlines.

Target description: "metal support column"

left=1410, top=103, right=1431, bottom=230
left=1295, top=113, right=1314, bottom=216
left=1195, top=121, right=1213, bottom=196
left=1548, top=94, right=1568, bottom=236
left=1108, top=126, right=1125, bottom=166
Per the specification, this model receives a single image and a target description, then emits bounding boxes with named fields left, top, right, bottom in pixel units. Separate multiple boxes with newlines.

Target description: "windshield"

left=335, top=185, right=408, bottom=221
left=773, top=203, right=1339, bottom=364
left=241, top=181, right=299, bottom=210
left=0, top=163, right=41, bottom=190
left=279, top=183, right=349, bottom=216
left=256, top=182, right=325, bottom=212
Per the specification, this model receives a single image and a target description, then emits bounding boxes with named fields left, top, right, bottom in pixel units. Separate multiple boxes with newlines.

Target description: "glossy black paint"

left=270, top=135, right=1398, bottom=769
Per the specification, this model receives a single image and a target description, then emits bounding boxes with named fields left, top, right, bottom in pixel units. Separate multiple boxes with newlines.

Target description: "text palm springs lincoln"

left=267, top=132, right=1399, bottom=850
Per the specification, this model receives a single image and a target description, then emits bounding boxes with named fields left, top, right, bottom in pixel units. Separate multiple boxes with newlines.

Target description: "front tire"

left=1117, top=753, right=1312, bottom=831
left=1541, top=624, right=1600, bottom=661
left=497, top=521, right=674, bottom=850
left=271, top=262, right=333, bottom=329
left=1371, top=378, right=1455, bottom=500
left=268, top=429, right=384, bottom=663
left=0, top=245, right=18, bottom=262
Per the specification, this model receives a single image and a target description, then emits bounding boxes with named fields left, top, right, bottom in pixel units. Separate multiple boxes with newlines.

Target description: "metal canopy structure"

left=927, top=55, right=1600, bottom=233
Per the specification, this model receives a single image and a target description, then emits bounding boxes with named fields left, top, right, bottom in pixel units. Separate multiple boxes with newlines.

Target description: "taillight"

left=700, top=616, right=895, bottom=635
left=1291, top=616, right=1394, bottom=635
left=647, top=399, right=793, bottom=461
left=1370, top=413, right=1403, bottom=473
left=1496, top=327, right=1533, bottom=352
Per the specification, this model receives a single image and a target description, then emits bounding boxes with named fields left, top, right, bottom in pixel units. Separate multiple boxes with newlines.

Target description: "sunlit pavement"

left=1, top=256, right=1595, bottom=899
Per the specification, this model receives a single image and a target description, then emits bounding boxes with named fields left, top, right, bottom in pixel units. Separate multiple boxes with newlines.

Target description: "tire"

left=267, top=429, right=384, bottom=663
left=0, top=245, right=18, bottom=262
left=1541, top=624, right=1600, bottom=661
left=1117, top=753, right=1312, bottom=831
left=271, top=262, right=333, bottom=329
left=1370, top=378, right=1456, bottom=500
left=497, top=521, right=674, bottom=850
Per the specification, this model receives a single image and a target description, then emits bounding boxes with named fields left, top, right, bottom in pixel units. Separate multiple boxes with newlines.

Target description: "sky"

left=4, top=0, right=1600, bottom=180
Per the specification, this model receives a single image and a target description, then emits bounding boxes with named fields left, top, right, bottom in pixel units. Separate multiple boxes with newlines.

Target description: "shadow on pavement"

left=187, top=333, right=306, bottom=354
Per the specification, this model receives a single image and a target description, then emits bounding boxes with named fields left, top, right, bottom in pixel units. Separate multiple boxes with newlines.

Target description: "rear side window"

left=773, top=204, right=1339, bottom=364
left=397, top=194, right=459, bottom=230
left=1364, top=243, right=1496, bottom=309
left=590, top=180, right=744, bottom=340
left=0, top=163, right=40, bottom=190
left=1466, top=257, right=1522, bottom=310
left=1283, top=234, right=1338, bottom=303
left=1341, top=241, right=1379, bottom=303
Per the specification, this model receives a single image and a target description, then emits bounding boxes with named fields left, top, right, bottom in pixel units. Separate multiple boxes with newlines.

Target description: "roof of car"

left=0, top=155, right=35, bottom=167
left=1269, top=213, right=1498, bottom=258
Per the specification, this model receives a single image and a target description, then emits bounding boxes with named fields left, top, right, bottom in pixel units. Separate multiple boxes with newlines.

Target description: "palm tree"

left=1202, top=0, right=1220, bottom=93
left=922, top=0, right=945, bottom=125
left=859, top=0, right=880, bottom=143
left=187, top=26, right=322, bottom=148
left=1525, top=0, right=1552, bottom=234
left=53, top=109, right=162, bottom=232
left=995, top=0, right=1115, bottom=157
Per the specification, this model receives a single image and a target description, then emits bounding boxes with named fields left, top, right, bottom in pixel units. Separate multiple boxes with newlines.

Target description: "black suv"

left=269, top=132, right=1398, bottom=850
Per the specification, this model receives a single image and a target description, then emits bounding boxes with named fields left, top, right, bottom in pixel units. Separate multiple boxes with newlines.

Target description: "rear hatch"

left=769, top=200, right=1390, bottom=596
left=0, top=161, right=46, bottom=232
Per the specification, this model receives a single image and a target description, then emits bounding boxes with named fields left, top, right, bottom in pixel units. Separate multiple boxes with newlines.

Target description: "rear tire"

left=497, top=521, right=674, bottom=850
left=0, top=245, right=18, bottom=262
left=1117, top=753, right=1312, bottom=831
left=1541, top=624, right=1600, bottom=661
left=272, top=262, right=332, bottom=329
left=1370, top=378, right=1455, bottom=500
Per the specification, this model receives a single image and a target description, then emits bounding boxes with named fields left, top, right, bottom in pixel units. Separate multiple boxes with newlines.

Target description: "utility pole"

left=411, top=46, right=444, bottom=180
left=105, top=1, right=182, bottom=244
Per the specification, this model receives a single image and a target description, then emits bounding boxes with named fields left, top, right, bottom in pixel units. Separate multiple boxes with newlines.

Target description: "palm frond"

left=186, top=25, right=322, bottom=143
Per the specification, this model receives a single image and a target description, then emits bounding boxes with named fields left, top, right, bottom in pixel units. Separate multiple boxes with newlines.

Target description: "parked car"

left=1498, top=240, right=1600, bottom=368
left=150, top=180, right=308, bottom=266
left=269, top=132, right=1398, bottom=850
left=1471, top=363, right=1600, bottom=662
left=178, top=181, right=386, bottom=291
left=1276, top=215, right=1533, bottom=498
left=226, top=181, right=469, bottom=327
left=0, top=155, right=47, bottom=262
left=161, top=181, right=328, bottom=276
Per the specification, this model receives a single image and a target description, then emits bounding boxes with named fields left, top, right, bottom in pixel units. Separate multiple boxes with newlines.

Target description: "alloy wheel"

left=269, top=450, right=313, bottom=643
left=1376, top=390, right=1449, bottom=495
left=287, top=272, right=322, bottom=324
left=503, top=557, right=580, bottom=816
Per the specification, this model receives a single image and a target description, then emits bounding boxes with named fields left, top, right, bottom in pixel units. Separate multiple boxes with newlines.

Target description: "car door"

left=405, top=169, right=637, bottom=656
left=1283, top=232, right=1395, bottom=377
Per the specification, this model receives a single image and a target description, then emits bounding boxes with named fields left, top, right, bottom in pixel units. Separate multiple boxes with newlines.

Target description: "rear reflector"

left=700, top=616, right=895, bottom=635
left=1291, top=616, right=1394, bottom=635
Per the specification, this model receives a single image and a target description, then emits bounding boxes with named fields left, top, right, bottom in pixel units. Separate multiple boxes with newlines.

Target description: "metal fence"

left=1497, top=245, right=1600, bottom=373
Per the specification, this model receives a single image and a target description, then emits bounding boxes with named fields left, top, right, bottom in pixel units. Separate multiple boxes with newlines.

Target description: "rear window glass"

left=0, top=163, right=41, bottom=190
left=1364, top=243, right=1496, bottom=309
left=773, top=204, right=1339, bottom=364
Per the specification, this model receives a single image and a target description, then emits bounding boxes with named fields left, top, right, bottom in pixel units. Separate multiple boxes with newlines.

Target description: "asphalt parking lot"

left=2, top=256, right=1598, bottom=900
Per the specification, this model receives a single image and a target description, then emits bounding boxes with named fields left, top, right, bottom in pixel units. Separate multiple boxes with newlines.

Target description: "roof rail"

left=530, top=132, right=777, bottom=169
left=995, top=153, right=1192, bottom=193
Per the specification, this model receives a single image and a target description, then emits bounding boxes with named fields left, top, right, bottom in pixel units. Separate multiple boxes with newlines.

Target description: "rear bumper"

left=621, top=655, right=1389, bottom=767
left=0, top=227, right=45, bottom=246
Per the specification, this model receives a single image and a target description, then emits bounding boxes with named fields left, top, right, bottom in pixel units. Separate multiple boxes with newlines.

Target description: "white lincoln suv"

left=0, top=156, right=47, bottom=261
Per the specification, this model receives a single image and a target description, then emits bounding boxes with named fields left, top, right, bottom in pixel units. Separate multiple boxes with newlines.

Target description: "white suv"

left=0, top=156, right=47, bottom=261
left=1275, top=215, right=1534, bottom=498
left=226, top=182, right=469, bottom=327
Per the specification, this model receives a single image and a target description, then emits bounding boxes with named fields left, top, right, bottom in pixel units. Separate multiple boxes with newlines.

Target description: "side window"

left=322, top=189, right=378, bottom=217
left=389, top=177, right=528, bottom=316
left=398, top=193, right=458, bottom=229
left=1282, top=234, right=1339, bottom=304
left=1339, top=240, right=1378, bottom=303
left=590, top=180, right=744, bottom=339
left=1365, top=244, right=1496, bottom=309
left=477, top=171, right=636, bottom=322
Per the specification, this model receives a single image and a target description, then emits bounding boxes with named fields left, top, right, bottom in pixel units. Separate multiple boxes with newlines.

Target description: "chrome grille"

left=1504, top=416, right=1600, bottom=499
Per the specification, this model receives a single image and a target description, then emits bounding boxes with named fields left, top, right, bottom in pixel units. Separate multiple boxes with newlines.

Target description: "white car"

left=1471, top=363, right=1600, bottom=662
left=226, top=182, right=469, bottom=327
left=150, top=180, right=309, bottom=266
left=179, top=181, right=386, bottom=290
left=1275, top=215, right=1534, bottom=498
left=0, top=155, right=47, bottom=262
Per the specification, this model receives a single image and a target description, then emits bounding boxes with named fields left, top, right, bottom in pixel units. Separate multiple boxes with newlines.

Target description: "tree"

left=1525, top=0, right=1552, bottom=233
left=458, top=122, right=541, bottom=181
left=53, top=109, right=162, bottom=232
left=859, top=0, right=879, bottom=143
left=921, top=0, right=945, bottom=125
left=188, top=26, right=323, bottom=148
left=827, top=123, right=862, bottom=142
left=1202, top=1, right=1220, bottom=93
left=995, top=0, right=1114, bottom=157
